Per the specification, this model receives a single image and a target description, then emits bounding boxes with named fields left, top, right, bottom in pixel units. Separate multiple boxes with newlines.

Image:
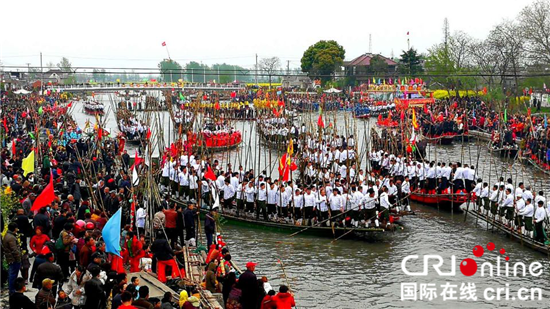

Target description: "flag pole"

left=165, top=46, right=171, bottom=60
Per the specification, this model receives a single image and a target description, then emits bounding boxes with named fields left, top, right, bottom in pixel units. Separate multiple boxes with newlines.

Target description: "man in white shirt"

left=401, top=176, right=411, bottom=211
left=303, top=187, right=316, bottom=225
left=500, top=188, right=514, bottom=225
left=534, top=201, right=547, bottom=243
left=178, top=166, right=190, bottom=201
left=267, top=182, right=278, bottom=218
left=379, top=186, right=392, bottom=225
left=362, top=189, right=378, bottom=226
left=222, top=179, right=235, bottom=210
left=329, top=188, right=343, bottom=225
left=236, top=180, right=247, bottom=216
left=256, top=182, right=267, bottom=217
left=276, top=185, right=289, bottom=219
left=480, top=182, right=489, bottom=214
left=518, top=198, right=534, bottom=237
left=136, top=205, right=147, bottom=236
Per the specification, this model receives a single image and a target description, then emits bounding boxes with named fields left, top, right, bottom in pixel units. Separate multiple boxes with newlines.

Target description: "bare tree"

left=518, top=0, right=550, bottom=64
left=486, top=20, right=524, bottom=95
left=469, top=39, right=500, bottom=89
left=259, top=57, right=281, bottom=88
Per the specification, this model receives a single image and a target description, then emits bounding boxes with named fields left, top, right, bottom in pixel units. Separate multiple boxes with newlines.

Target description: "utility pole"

left=26, top=63, right=30, bottom=84
left=40, top=52, right=43, bottom=93
left=287, top=60, right=290, bottom=75
left=255, top=53, right=258, bottom=86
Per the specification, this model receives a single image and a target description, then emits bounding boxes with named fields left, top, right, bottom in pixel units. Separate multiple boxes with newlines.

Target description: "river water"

left=72, top=95, right=550, bottom=308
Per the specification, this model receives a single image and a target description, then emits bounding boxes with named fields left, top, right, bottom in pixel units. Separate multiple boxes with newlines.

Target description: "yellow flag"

left=22, top=150, right=35, bottom=176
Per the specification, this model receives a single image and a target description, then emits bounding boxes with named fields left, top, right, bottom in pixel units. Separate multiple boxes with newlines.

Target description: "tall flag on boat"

left=31, top=170, right=55, bottom=211
left=205, top=166, right=217, bottom=181
left=131, top=150, right=143, bottom=170
left=412, top=109, right=419, bottom=129
left=278, top=153, right=291, bottom=181
left=317, top=107, right=325, bottom=128
left=287, top=138, right=294, bottom=156
left=22, top=150, right=35, bottom=176
left=410, top=126, right=417, bottom=142
left=102, top=208, right=122, bottom=257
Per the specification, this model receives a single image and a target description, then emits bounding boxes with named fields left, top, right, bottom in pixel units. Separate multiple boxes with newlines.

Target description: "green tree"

left=57, top=57, right=76, bottom=84
left=399, top=48, right=423, bottom=76
left=301, top=40, right=345, bottom=82
left=158, top=59, right=183, bottom=82
left=368, top=55, right=389, bottom=76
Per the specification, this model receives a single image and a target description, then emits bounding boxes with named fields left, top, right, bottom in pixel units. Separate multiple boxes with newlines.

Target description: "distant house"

left=41, top=68, right=69, bottom=84
left=281, top=75, right=313, bottom=89
left=344, top=53, right=398, bottom=82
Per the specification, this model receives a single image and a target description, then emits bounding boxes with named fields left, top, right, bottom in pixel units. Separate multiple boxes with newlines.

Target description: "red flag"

left=205, top=166, right=217, bottom=181
left=98, top=128, right=103, bottom=141
left=317, top=115, right=325, bottom=128
left=12, top=139, right=16, bottom=156
left=131, top=150, right=143, bottom=169
left=3, top=116, right=8, bottom=133
left=272, top=108, right=280, bottom=117
left=162, top=41, right=166, bottom=47
left=68, top=101, right=73, bottom=107
left=278, top=100, right=285, bottom=107
left=400, top=110, right=405, bottom=121
left=214, top=102, right=220, bottom=110
left=146, top=127, right=151, bottom=140
left=31, top=171, right=55, bottom=211
left=482, top=87, right=488, bottom=95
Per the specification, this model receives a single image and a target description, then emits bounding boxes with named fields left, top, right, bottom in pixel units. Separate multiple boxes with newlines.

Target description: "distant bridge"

left=46, top=83, right=246, bottom=93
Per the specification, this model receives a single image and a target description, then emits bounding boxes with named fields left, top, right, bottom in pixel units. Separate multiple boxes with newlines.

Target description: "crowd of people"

left=1, top=92, right=295, bottom=309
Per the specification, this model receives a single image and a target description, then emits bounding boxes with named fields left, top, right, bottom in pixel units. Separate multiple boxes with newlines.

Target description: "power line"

left=4, top=64, right=550, bottom=79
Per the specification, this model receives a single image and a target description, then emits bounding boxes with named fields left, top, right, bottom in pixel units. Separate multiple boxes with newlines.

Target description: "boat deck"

left=462, top=206, right=550, bottom=256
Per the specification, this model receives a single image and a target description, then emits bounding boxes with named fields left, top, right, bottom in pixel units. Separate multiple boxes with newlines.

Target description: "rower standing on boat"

left=534, top=201, right=547, bottom=243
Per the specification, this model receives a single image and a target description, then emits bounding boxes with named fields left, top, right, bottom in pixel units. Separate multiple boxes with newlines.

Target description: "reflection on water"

left=72, top=97, right=550, bottom=308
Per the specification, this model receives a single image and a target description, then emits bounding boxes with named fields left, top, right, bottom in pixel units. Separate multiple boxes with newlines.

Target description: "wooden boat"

left=257, top=126, right=290, bottom=151
left=192, top=139, right=242, bottom=153
left=410, top=190, right=472, bottom=213
left=422, top=133, right=456, bottom=145
left=200, top=208, right=398, bottom=240
left=171, top=198, right=402, bottom=240
left=453, top=132, right=469, bottom=142
left=489, top=144, right=519, bottom=158
left=83, top=102, right=105, bottom=116
left=462, top=206, right=550, bottom=255
left=527, top=157, right=550, bottom=176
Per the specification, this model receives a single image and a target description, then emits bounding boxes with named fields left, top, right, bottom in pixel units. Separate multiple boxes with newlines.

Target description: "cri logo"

left=401, top=242, right=527, bottom=277
left=459, top=242, right=508, bottom=276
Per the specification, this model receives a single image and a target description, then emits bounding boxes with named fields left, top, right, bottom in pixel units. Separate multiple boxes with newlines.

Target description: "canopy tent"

left=324, top=87, right=342, bottom=93
left=14, top=89, right=31, bottom=94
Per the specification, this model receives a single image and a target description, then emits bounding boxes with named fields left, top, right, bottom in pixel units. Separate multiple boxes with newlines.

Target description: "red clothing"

left=273, top=292, right=295, bottom=309
left=30, top=234, right=50, bottom=255
left=163, top=209, right=178, bottom=228
left=260, top=295, right=277, bottom=309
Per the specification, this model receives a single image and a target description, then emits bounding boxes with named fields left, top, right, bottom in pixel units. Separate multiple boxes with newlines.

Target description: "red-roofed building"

left=344, top=53, right=397, bottom=82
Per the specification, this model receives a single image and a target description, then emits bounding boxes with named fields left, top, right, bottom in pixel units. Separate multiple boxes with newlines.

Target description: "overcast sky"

left=1, top=0, right=535, bottom=71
